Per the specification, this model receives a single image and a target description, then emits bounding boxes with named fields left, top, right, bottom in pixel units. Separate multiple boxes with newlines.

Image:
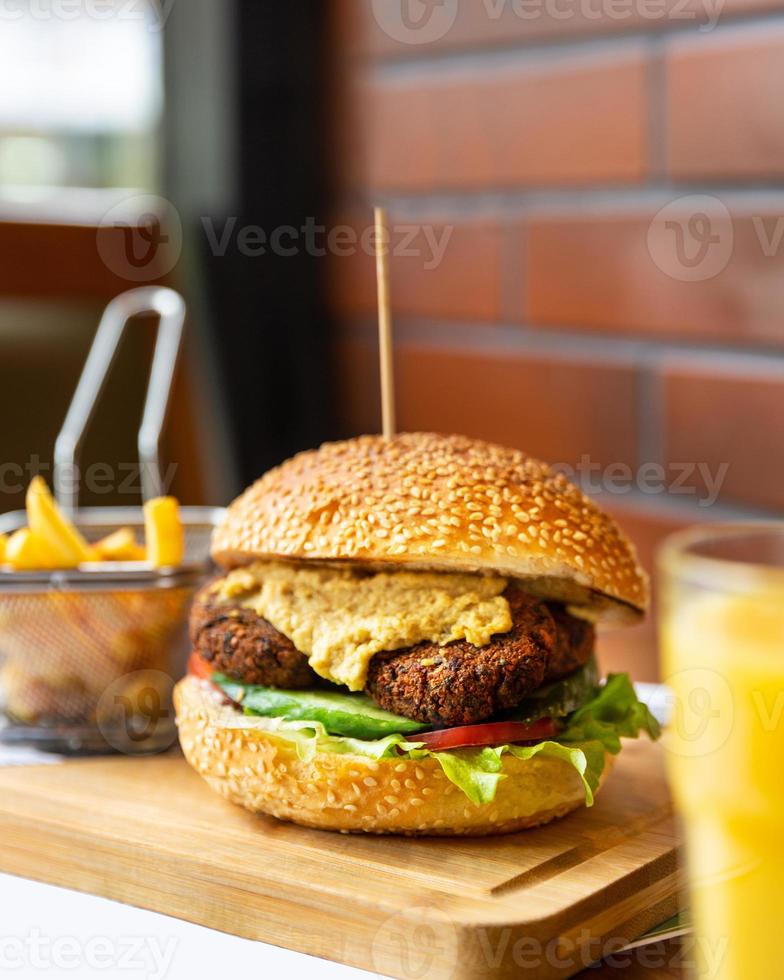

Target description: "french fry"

left=5, top=528, right=47, bottom=570
left=6, top=526, right=79, bottom=570
left=26, top=476, right=92, bottom=567
left=91, top=527, right=146, bottom=562
left=144, top=496, right=184, bottom=568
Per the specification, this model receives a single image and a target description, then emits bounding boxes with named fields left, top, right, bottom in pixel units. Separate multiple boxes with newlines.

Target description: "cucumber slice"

left=213, top=675, right=427, bottom=740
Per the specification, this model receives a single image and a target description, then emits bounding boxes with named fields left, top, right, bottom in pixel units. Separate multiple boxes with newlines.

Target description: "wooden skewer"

left=374, top=206, right=396, bottom=440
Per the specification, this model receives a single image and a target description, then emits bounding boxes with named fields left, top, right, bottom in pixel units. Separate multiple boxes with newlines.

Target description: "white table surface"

left=0, top=871, right=375, bottom=980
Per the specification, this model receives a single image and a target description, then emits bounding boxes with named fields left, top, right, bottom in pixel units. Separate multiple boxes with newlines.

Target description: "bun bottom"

left=174, top=675, right=611, bottom=836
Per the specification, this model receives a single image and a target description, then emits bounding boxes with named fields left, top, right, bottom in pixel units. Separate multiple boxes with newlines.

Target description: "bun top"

left=212, top=433, right=648, bottom=623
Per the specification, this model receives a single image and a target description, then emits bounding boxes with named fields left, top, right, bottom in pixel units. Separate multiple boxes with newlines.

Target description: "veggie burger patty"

left=190, top=583, right=595, bottom=727
left=366, top=589, right=554, bottom=727
left=189, top=589, right=320, bottom=689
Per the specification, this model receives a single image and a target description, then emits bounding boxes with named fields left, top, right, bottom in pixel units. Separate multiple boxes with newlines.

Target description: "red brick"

left=328, top=218, right=505, bottom=321
left=599, top=505, right=702, bottom=681
left=354, top=49, right=647, bottom=190
left=662, top=363, right=784, bottom=511
left=336, top=337, right=639, bottom=468
left=336, top=0, right=784, bottom=56
left=526, top=203, right=784, bottom=345
left=666, top=25, right=784, bottom=179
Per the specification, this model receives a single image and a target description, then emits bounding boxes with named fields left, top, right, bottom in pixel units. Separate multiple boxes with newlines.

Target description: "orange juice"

left=660, top=530, right=784, bottom=980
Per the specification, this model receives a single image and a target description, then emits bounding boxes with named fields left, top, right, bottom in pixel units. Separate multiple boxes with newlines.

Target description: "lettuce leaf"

left=210, top=672, right=660, bottom=807
left=432, top=746, right=506, bottom=805
left=508, top=740, right=607, bottom=805
left=424, top=740, right=609, bottom=806
left=560, top=673, right=661, bottom=752
left=211, top=707, right=416, bottom=763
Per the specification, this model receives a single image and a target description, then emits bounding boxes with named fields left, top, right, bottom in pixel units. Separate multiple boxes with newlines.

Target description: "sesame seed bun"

left=212, top=433, right=647, bottom=623
left=174, top=675, right=612, bottom=836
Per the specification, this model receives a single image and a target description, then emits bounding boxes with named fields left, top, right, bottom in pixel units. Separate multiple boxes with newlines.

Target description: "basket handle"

left=54, top=286, right=186, bottom=510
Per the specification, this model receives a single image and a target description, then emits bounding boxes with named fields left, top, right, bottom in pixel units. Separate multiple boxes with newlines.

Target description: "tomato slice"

left=187, top=653, right=215, bottom=681
left=414, top=718, right=559, bottom=751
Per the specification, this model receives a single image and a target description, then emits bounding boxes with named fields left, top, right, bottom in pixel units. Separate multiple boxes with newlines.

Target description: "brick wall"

left=326, top=0, right=784, bottom=680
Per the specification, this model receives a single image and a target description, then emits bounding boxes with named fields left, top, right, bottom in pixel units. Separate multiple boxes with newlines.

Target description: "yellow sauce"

left=213, top=561, right=511, bottom=691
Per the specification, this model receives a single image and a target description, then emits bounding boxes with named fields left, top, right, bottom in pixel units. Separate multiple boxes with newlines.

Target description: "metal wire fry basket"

left=0, top=288, right=222, bottom=754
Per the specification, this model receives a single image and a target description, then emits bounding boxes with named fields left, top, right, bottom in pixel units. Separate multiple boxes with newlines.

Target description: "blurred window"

left=0, top=1, right=167, bottom=513
left=0, top=0, right=163, bottom=195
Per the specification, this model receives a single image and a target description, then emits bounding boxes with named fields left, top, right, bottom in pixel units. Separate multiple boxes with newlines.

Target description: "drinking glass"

left=659, top=525, right=784, bottom=979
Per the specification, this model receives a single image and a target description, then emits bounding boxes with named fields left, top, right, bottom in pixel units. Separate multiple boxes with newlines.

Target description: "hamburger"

left=175, top=433, right=659, bottom=836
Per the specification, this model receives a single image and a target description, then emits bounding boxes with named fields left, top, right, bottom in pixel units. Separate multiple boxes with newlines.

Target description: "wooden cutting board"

left=0, top=739, right=683, bottom=980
